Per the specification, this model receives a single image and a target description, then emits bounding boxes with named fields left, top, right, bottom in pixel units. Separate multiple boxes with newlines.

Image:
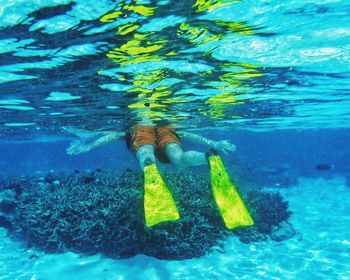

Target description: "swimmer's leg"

left=164, top=143, right=207, bottom=168
left=136, top=144, right=156, bottom=170
left=129, top=126, right=157, bottom=170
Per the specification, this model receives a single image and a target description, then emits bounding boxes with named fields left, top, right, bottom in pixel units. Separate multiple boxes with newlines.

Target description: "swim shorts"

left=126, top=125, right=180, bottom=163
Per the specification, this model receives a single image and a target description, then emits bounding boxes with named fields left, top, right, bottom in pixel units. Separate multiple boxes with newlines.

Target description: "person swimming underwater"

left=65, top=124, right=253, bottom=229
left=65, top=125, right=236, bottom=169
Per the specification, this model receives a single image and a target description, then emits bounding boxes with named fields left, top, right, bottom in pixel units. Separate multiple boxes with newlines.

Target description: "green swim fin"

left=144, top=164, right=180, bottom=227
left=208, top=154, right=254, bottom=230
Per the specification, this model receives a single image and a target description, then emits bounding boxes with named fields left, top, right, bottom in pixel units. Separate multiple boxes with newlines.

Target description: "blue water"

left=1, top=0, right=350, bottom=279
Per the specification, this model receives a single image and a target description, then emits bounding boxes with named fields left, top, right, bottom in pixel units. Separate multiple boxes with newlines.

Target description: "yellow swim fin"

left=144, top=164, right=180, bottom=227
left=208, top=154, right=254, bottom=229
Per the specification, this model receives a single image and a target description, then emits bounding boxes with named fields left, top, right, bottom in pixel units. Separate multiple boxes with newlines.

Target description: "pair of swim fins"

left=143, top=155, right=254, bottom=229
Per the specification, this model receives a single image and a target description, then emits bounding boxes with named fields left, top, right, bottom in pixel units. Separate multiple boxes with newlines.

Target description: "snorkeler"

left=65, top=125, right=253, bottom=229
left=66, top=125, right=235, bottom=168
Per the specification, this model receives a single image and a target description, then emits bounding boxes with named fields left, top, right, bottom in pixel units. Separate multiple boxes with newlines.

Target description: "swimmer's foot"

left=143, top=157, right=154, bottom=167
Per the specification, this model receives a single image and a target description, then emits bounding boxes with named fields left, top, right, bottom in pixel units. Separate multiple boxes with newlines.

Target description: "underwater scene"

left=0, top=0, right=350, bottom=279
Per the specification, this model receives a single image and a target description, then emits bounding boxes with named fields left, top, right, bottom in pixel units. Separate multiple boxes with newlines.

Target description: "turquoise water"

left=1, top=0, right=350, bottom=279
left=1, top=0, right=350, bottom=134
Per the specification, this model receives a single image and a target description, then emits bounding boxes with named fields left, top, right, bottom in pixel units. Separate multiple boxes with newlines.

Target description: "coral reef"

left=0, top=170, right=294, bottom=260
left=235, top=190, right=293, bottom=243
left=0, top=180, right=20, bottom=231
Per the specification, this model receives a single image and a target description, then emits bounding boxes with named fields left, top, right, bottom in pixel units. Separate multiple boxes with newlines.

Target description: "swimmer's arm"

left=177, top=131, right=236, bottom=155
left=177, top=131, right=215, bottom=146
left=67, top=132, right=125, bottom=155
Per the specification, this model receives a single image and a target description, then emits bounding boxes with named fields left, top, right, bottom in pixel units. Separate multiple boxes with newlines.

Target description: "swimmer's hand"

left=210, top=140, right=236, bottom=155
left=66, top=140, right=92, bottom=155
